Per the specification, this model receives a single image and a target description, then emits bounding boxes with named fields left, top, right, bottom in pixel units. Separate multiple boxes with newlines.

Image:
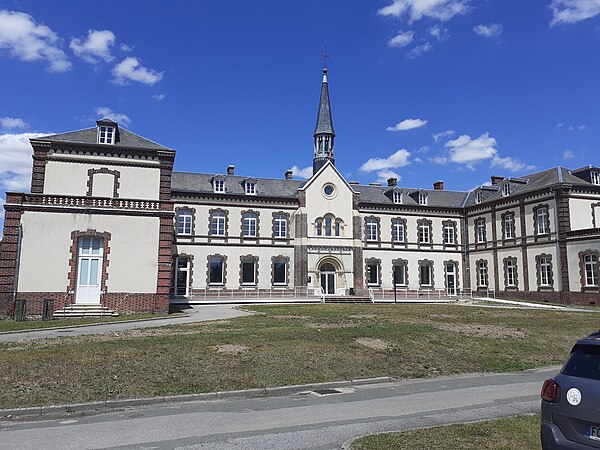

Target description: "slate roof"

left=313, top=69, right=335, bottom=136
left=463, top=166, right=595, bottom=207
left=171, top=172, right=305, bottom=198
left=36, top=127, right=172, bottom=151
left=353, top=184, right=468, bottom=208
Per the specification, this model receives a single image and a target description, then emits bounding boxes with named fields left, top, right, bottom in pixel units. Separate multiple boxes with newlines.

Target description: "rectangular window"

left=478, top=261, right=488, bottom=287
left=209, top=258, right=224, bottom=284
left=274, top=214, right=287, bottom=238
left=241, top=260, right=256, bottom=284
left=245, top=182, right=256, bottom=195
left=418, top=224, right=430, bottom=244
left=477, top=220, right=486, bottom=243
left=537, top=207, right=549, bottom=234
left=585, top=255, right=598, bottom=286
left=98, top=126, right=114, bottom=144
left=393, top=191, right=402, bottom=204
left=418, top=192, right=427, bottom=205
left=502, top=183, right=511, bottom=196
left=174, top=257, right=190, bottom=296
left=443, top=225, right=455, bottom=245
left=475, top=191, right=483, bottom=204
left=506, top=260, right=516, bottom=287
left=591, top=171, right=600, bottom=186
left=540, top=257, right=552, bottom=286
left=273, top=260, right=287, bottom=284
left=394, top=264, right=407, bottom=286
left=211, top=212, right=226, bottom=236
left=214, top=179, right=225, bottom=193
left=366, top=219, right=378, bottom=241
left=243, top=214, right=257, bottom=237
left=505, top=214, right=514, bottom=239
left=177, top=211, right=192, bottom=235
left=420, top=264, right=432, bottom=286
left=392, top=221, right=405, bottom=242
left=367, top=264, right=379, bottom=285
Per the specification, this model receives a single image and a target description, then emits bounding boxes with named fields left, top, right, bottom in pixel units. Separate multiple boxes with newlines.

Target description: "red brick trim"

left=175, top=206, right=196, bottom=236
left=68, top=230, right=111, bottom=306
left=579, top=249, right=600, bottom=293
left=417, top=259, right=435, bottom=288
left=239, top=254, right=259, bottom=286
left=31, top=144, right=49, bottom=194
left=207, top=254, right=228, bottom=286
left=241, top=210, right=260, bottom=241
left=502, top=256, right=519, bottom=290
left=157, top=217, right=174, bottom=303
left=271, top=255, right=290, bottom=286
left=159, top=156, right=174, bottom=201
left=87, top=168, right=121, bottom=198
left=391, top=217, right=408, bottom=247
left=535, top=253, right=554, bottom=291
left=0, top=209, right=22, bottom=316
left=365, top=257, right=382, bottom=287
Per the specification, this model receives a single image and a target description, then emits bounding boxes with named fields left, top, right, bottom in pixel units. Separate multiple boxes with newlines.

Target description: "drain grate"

left=313, top=388, right=342, bottom=395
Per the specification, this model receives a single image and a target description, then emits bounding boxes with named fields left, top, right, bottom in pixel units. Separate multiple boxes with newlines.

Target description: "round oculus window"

left=323, top=184, right=335, bottom=197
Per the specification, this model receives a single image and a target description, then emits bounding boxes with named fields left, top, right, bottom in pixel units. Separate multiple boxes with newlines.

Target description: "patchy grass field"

left=351, top=415, right=540, bottom=450
left=0, top=304, right=597, bottom=408
left=0, top=313, right=172, bottom=333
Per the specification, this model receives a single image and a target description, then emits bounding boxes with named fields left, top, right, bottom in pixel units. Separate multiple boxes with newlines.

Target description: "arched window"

left=325, top=216, right=332, bottom=236
left=316, top=219, right=323, bottom=236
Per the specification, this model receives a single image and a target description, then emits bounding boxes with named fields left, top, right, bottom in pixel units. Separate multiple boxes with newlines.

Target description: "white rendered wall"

left=569, top=198, right=600, bottom=230
left=18, top=211, right=159, bottom=293
left=567, top=239, right=600, bottom=292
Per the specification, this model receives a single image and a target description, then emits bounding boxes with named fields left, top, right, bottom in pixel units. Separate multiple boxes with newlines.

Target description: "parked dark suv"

left=541, top=331, right=600, bottom=449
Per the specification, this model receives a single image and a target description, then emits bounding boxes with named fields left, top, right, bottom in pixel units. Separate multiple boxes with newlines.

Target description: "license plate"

left=590, top=426, right=600, bottom=441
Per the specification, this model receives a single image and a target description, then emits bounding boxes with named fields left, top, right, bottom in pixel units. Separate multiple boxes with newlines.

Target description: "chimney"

left=491, top=176, right=504, bottom=186
left=284, top=170, right=293, bottom=180
left=387, top=177, right=397, bottom=187
left=369, top=182, right=382, bottom=186
left=227, top=165, right=235, bottom=175
left=433, top=180, right=444, bottom=190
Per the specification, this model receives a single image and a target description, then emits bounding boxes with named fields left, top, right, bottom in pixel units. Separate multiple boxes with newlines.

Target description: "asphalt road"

left=0, top=367, right=555, bottom=449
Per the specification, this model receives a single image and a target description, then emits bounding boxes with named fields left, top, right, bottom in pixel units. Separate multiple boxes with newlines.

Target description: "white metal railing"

left=173, top=286, right=322, bottom=301
left=23, top=194, right=162, bottom=211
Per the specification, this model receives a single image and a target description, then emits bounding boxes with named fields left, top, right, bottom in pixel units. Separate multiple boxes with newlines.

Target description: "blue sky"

left=1, top=0, right=600, bottom=220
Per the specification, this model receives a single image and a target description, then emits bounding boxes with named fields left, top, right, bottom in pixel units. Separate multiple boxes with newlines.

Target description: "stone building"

left=1, top=67, right=599, bottom=315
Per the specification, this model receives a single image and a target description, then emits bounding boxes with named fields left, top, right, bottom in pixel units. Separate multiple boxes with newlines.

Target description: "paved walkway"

left=0, top=305, right=254, bottom=343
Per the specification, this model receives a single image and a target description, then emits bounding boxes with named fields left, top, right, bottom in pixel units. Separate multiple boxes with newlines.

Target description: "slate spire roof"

left=313, top=67, right=335, bottom=136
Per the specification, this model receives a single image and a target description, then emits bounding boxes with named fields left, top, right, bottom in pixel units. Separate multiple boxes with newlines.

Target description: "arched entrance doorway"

left=320, top=262, right=336, bottom=295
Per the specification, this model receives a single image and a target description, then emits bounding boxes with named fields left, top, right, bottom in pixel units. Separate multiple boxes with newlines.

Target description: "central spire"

left=313, top=64, right=336, bottom=174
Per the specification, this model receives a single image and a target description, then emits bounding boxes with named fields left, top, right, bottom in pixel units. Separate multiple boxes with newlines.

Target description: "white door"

left=320, top=263, right=336, bottom=295
left=76, top=237, right=103, bottom=304
left=446, top=263, right=456, bottom=296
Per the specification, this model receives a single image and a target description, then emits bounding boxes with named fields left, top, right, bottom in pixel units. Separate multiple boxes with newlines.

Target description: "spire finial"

left=322, top=43, right=329, bottom=71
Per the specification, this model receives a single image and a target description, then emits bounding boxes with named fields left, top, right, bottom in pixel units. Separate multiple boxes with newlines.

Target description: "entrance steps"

left=53, top=304, right=119, bottom=318
left=323, top=296, right=372, bottom=304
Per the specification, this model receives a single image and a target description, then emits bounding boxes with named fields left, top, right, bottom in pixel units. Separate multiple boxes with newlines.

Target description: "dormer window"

left=98, top=126, right=114, bottom=144
left=502, top=183, right=511, bottom=197
left=475, top=191, right=483, bottom=204
left=418, top=192, right=428, bottom=206
left=591, top=171, right=600, bottom=185
left=244, top=178, right=257, bottom=195
left=393, top=191, right=402, bottom=204
left=213, top=177, right=225, bottom=193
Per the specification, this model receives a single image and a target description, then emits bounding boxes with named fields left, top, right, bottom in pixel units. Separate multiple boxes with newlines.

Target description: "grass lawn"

left=0, top=313, right=173, bottom=333
left=351, top=415, right=540, bottom=450
left=0, top=304, right=598, bottom=408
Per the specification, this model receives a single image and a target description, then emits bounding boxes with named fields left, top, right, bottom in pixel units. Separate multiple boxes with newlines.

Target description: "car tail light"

left=541, top=379, right=559, bottom=402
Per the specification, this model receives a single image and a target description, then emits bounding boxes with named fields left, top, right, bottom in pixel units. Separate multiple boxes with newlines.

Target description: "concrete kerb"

left=0, top=376, right=393, bottom=420
left=0, top=313, right=190, bottom=336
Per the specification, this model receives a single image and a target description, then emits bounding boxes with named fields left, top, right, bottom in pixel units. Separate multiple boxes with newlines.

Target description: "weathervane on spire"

left=322, top=43, right=329, bottom=69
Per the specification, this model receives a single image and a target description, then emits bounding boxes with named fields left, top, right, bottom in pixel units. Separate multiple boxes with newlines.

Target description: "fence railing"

left=173, top=286, right=322, bottom=301
left=22, top=194, right=163, bottom=211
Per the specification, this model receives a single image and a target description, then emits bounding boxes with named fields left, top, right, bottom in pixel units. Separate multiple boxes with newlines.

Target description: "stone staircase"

left=53, top=304, right=119, bottom=318
left=323, top=296, right=372, bottom=304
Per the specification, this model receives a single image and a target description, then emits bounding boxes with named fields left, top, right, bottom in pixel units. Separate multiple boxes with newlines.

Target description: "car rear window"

left=562, top=345, right=600, bottom=381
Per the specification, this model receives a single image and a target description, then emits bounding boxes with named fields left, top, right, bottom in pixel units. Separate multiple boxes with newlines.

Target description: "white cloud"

left=376, top=169, right=402, bottom=183
left=491, top=156, right=535, bottom=173
left=120, top=43, right=133, bottom=52
left=557, top=122, right=589, bottom=131
left=112, top=57, right=163, bottom=86
left=473, top=23, right=503, bottom=38
left=551, top=0, right=600, bottom=25
left=563, top=149, right=576, bottom=159
left=70, top=29, right=115, bottom=63
left=429, top=24, right=450, bottom=40
left=432, top=129, right=455, bottom=142
left=378, top=0, right=470, bottom=23
left=0, top=117, right=27, bottom=130
left=0, top=132, right=48, bottom=192
left=430, top=155, right=449, bottom=164
left=388, top=30, right=414, bottom=47
left=0, top=10, right=71, bottom=72
left=360, top=149, right=411, bottom=172
left=414, top=157, right=423, bottom=163
left=95, top=107, right=131, bottom=126
left=445, top=133, right=498, bottom=168
left=386, top=118, right=428, bottom=131
left=289, top=165, right=313, bottom=180
left=406, top=43, right=433, bottom=59
left=152, top=94, right=166, bottom=101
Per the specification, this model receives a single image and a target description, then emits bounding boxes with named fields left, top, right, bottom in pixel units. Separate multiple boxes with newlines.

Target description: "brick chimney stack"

left=387, top=177, right=397, bottom=187
left=284, top=170, right=293, bottom=180
left=227, top=165, right=235, bottom=175
left=433, top=180, right=444, bottom=190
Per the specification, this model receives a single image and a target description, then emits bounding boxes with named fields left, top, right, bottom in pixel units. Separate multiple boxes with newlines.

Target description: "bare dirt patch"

left=306, top=322, right=356, bottom=329
left=434, top=323, right=525, bottom=339
left=272, top=315, right=310, bottom=320
left=214, top=344, right=250, bottom=354
left=356, top=337, right=391, bottom=350
left=349, top=314, right=377, bottom=319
